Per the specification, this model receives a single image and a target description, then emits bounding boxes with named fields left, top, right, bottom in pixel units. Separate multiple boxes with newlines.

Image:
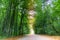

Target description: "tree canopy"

left=0, top=0, right=60, bottom=38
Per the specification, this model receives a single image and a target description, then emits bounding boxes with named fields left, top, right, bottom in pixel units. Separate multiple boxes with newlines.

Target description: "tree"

left=0, top=0, right=30, bottom=37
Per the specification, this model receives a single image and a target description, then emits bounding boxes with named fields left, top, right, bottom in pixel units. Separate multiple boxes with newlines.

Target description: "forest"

left=0, top=0, right=60, bottom=38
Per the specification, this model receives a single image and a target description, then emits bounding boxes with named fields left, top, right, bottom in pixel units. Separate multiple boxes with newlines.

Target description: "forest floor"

left=1, top=35, right=60, bottom=40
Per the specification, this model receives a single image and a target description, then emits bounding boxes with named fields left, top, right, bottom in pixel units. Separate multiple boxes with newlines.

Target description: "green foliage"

left=34, top=0, right=60, bottom=35
left=0, top=0, right=60, bottom=38
left=0, top=0, right=29, bottom=38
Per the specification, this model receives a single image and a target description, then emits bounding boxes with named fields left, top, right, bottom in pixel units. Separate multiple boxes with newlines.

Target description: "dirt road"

left=3, top=35, right=60, bottom=40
